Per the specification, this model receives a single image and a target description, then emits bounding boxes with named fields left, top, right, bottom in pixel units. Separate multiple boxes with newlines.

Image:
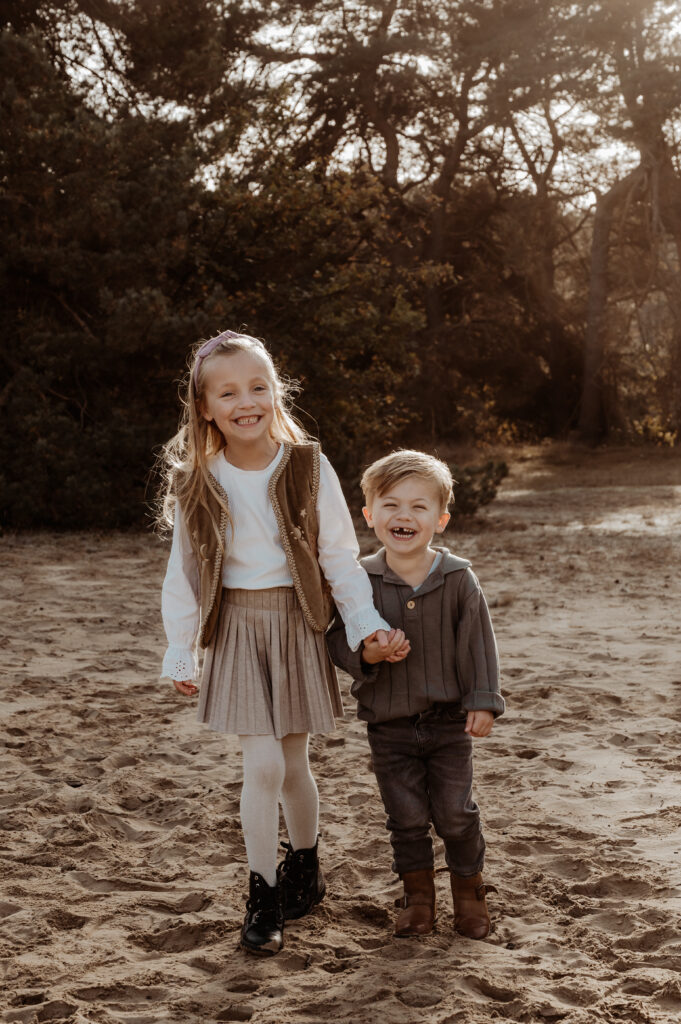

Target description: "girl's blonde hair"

left=157, top=331, right=310, bottom=549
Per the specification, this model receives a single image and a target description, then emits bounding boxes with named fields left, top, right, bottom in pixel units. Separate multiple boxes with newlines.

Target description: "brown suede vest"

left=189, top=442, right=334, bottom=648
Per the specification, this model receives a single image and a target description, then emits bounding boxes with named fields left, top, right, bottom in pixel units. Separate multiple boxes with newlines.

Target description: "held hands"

left=173, top=679, right=199, bottom=697
left=465, top=710, right=494, bottom=738
left=362, top=628, right=411, bottom=665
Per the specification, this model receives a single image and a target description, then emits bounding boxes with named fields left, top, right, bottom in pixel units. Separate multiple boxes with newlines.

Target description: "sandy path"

left=1, top=446, right=680, bottom=1024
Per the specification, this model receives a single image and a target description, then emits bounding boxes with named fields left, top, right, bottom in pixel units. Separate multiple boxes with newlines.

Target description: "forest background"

left=2, top=0, right=681, bottom=529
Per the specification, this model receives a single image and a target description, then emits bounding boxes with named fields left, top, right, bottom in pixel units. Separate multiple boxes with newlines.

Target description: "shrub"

left=448, top=460, right=509, bottom=519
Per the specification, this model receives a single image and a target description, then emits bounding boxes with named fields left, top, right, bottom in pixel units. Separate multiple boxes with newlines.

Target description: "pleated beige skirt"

left=197, top=587, right=344, bottom=739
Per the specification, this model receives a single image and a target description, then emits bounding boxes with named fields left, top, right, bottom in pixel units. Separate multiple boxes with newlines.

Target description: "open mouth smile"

left=234, top=415, right=261, bottom=426
left=390, top=527, right=416, bottom=539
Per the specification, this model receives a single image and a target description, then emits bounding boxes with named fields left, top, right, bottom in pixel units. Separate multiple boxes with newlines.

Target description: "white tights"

left=238, top=733, right=319, bottom=886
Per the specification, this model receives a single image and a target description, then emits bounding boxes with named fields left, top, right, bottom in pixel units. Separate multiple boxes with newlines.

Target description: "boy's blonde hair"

left=361, top=450, right=454, bottom=512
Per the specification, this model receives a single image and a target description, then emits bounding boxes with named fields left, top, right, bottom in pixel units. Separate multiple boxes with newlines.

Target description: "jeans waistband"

left=407, top=701, right=463, bottom=723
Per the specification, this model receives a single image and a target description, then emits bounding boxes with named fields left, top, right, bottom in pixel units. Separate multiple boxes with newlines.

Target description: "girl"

left=158, top=330, right=407, bottom=957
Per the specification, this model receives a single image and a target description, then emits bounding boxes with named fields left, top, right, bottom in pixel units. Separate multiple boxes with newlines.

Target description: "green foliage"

left=217, top=171, right=424, bottom=476
left=0, top=26, right=204, bottom=527
left=448, top=461, right=510, bottom=520
left=3, top=1, right=681, bottom=527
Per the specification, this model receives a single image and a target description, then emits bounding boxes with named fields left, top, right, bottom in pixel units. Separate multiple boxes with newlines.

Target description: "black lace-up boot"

left=240, top=871, right=284, bottom=956
left=277, top=838, right=326, bottom=920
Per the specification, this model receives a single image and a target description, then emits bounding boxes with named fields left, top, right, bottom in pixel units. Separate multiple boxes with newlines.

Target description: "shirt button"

left=406, top=600, right=416, bottom=610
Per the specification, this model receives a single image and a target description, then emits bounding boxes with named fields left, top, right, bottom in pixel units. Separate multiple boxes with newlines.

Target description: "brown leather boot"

left=393, top=869, right=436, bottom=937
left=450, top=871, right=497, bottom=939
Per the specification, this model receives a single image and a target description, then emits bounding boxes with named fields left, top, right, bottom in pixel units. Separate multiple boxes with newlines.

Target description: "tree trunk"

left=658, top=161, right=681, bottom=432
left=578, top=167, right=645, bottom=442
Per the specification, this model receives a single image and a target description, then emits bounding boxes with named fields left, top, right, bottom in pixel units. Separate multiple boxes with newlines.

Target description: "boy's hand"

left=465, top=710, right=494, bottom=737
left=173, top=679, right=198, bottom=697
left=386, top=638, right=410, bottom=663
left=362, top=628, right=410, bottom=665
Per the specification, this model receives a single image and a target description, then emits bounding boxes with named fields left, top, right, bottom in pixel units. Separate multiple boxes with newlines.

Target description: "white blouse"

left=161, top=446, right=389, bottom=681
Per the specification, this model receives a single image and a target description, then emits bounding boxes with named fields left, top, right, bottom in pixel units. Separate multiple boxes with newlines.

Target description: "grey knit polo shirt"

left=326, top=546, right=505, bottom=724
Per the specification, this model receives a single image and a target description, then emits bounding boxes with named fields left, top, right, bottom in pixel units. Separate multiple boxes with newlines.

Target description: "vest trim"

left=267, top=443, right=326, bottom=632
left=200, top=473, right=230, bottom=648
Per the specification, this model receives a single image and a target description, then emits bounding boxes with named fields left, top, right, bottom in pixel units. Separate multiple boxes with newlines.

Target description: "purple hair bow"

left=192, top=330, right=241, bottom=388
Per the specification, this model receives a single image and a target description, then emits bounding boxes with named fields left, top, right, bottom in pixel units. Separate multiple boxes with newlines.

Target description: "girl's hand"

left=173, top=679, right=198, bottom=697
left=465, top=710, right=494, bottom=737
left=362, top=628, right=410, bottom=665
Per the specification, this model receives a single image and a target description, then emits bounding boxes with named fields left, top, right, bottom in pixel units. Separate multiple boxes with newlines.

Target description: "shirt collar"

left=362, top=546, right=471, bottom=588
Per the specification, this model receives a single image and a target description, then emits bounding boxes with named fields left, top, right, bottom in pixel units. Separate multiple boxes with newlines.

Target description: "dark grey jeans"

left=366, top=705, right=485, bottom=877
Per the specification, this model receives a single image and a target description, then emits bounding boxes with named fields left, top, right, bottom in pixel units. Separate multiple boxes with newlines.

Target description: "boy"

left=327, top=450, right=504, bottom=939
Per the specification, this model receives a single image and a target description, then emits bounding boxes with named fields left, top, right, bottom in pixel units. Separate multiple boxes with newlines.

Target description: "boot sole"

left=394, top=928, right=435, bottom=938
left=240, top=936, right=284, bottom=956
left=394, top=913, right=437, bottom=938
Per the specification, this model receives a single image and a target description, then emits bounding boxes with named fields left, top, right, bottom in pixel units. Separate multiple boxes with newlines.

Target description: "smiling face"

left=199, top=349, right=275, bottom=447
left=363, top=474, right=450, bottom=557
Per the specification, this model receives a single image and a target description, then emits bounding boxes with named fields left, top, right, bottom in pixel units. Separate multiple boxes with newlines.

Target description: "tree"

left=577, top=0, right=681, bottom=441
left=4, top=1, right=681, bottom=527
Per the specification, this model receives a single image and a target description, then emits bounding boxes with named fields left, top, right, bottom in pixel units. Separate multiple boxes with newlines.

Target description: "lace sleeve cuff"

left=161, top=646, right=198, bottom=682
left=343, top=607, right=391, bottom=653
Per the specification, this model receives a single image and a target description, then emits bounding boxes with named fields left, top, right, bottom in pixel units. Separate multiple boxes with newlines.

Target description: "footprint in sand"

left=626, top=974, right=679, bottom=1007
left=618, top=975, right=670, bottom=999
left=216, top=1007, right=254, bottom=1022
left=319, top=958, right=353, bottom=973
left=140, top=892, right=210, bottom=915
left=543, top=757, right=575, bottom=772
left=83, top=810, right=156, bottom=843
left=549, top=980, right=603, bottom=1007
left=583, top=909, right=642, bottom=935
left=462, top=975, right=518, bottom=1003
left=609, top=731, right=659, bottom=749
left=571, top=872, right=653, bottom=899
left=397, top=986, right=444, bottom=1008
left=115, top=793, right=195, bottom=825
left=638, top=906, right=679, bottom=927
left=614, top=925, right=678, bottom=952
left=226, top=978, right=259, bottom=994
left=547, top=856, right=594, bottom=882
left=8, top=999, right=78, bottom=1021
left=187, top=955, right=221, bottom=974
left=102, top=751, right=140, bottom=769
left=357, top=936, right=386, bottom=951
left=0, top=900, right=22, bottom=919
left=71, top=983, right=168, bottom=1009
left=347, top=792, right=372, bottom=807
left=7, top=991, right=46, bottom=1008
left=132, top=920, right=226, bottom=952
left=18, top=677, right=51, bottom=696
left=501, top=840, right=534, bottom=857
left=66, top=870, right=168, bottom=893
left=376, top=941, right=428, bottom=961
left=44, top=908, right=88, bottom=931
left=349, top=901, right=392, bottom=928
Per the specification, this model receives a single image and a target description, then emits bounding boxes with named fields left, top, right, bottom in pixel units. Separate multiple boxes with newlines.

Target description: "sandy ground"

left=1, top=444, right=681, bottom=1024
